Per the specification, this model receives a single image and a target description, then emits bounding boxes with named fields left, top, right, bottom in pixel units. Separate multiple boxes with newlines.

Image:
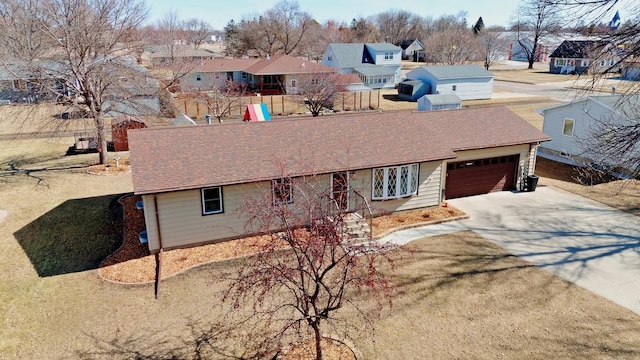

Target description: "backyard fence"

left=173, top=90, right=380, bottom=121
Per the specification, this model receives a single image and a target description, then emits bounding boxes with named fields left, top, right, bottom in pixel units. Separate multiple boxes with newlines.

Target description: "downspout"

left=153, top=195, right=163, bottom=299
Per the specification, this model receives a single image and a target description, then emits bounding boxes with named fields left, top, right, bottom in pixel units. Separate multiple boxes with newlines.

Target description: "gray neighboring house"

left=548, top=40, right=621, bottom=74
left=417, top=94, right=462, bottom=111
left=537, top=94, right=639, bottom=165
left=403, top=64, right=494, bottom=101
left=321, top=43, right=402, bottom=89
left=0, top=61, right=67, bottom=104
left=398, top=39, right=425, bottom=61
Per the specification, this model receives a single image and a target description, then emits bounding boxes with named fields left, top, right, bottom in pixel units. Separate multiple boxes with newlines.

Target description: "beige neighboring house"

left=129, top=107, right=549, bottom=253
left=181, top=54, right=337, bottom=95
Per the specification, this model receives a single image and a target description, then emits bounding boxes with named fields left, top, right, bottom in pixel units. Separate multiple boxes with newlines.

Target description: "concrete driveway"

left=448, top=186, right=640, bottom=315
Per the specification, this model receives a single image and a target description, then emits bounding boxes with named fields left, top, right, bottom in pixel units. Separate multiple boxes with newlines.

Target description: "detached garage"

left=405, top=64, right=494, bottom=100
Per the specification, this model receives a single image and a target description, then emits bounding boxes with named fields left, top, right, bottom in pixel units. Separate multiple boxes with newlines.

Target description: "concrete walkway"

left=380, top=186, right=640, bottom=315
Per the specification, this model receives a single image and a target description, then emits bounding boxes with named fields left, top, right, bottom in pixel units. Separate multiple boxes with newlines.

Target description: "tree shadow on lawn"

left=76, top=317, right=278, bottom=360
left=14, top=193, right=130, bottom=277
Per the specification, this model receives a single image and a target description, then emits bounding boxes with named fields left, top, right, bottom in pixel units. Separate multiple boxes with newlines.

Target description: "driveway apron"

left=448, top=186, right=640, bottom=315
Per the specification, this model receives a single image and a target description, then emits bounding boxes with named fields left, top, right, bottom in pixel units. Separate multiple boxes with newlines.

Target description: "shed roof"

left=129, top=107, right=549, bottom=195
left=421, top=94, right=462, bottom=105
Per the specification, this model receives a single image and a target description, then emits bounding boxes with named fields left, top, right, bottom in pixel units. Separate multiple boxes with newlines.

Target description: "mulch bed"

left=98, top=197, right=465, bottom=284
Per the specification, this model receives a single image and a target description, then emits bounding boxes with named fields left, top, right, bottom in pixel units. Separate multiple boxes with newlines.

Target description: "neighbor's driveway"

left=448, top=186, right=640, bottom=315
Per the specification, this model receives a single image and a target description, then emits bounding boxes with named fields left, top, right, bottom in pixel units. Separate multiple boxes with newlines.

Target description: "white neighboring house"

left=405, top=64, right=494, bottom=101
left=537, top=94, right=640, bottom=166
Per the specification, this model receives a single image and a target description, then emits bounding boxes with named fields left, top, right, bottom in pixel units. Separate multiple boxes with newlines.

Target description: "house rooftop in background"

left=142, top=45, right=224, bottom=66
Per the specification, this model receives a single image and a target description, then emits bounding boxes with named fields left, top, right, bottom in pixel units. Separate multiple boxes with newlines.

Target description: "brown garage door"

left=445, top=155, right=519, bottom=199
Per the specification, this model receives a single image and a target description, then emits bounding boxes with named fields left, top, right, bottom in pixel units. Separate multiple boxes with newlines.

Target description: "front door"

left=331, top=172, right=349, bottom=211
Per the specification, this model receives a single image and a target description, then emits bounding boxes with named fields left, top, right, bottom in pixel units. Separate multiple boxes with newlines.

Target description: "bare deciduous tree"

left=425, top=28, right=481, bottom=65
left=224, top=173, right=397, bottom=360
left=189, top=80, right=248, bottom=123
left=0, top=0, right=152, bottom=164
left=183, top=18, right=212, bottom=49
left=295, top=72, right=347, bottom=117
left=375, top=9, right=421, bottom=45
left=229, top=0, right=315, bottom=57
left=476, top=28, right=510, bottom=70
left=544, top=1, right=640, bottom=183
left=350, top=17, right=380, bottom=43
left=511, top=0, right=564, bottom=69
left=156, top=11, right=183, bottom=65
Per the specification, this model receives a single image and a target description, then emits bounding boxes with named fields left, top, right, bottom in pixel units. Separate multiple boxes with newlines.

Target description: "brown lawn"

left=3, top=93, right=640, bottom=358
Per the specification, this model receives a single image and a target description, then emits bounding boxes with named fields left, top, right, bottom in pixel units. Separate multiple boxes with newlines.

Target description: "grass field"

left=2, top=71, right=640, bottom=358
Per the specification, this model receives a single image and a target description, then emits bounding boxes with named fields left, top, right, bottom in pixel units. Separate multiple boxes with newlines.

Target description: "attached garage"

left=445, top=155, right=519, bottom=199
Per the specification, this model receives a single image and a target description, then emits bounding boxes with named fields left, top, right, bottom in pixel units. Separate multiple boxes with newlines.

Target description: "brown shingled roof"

left=129, top=107, right=549, bottom=195
left=185, top=54, right=336, bottom=75
left=243, top=54, right=335, bottom=75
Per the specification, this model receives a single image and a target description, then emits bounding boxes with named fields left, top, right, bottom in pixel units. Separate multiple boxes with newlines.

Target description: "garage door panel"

left=446, top=156, right=517, bottom=199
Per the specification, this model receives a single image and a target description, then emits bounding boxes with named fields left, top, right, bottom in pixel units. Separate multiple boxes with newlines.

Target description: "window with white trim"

left=556, top=59, right=566, bottom=66
left=372, top=164, right=419, bottom=200
left=272, top=178, right=293, bottom=204
left=384, top=51, right=394, bottom=60
left=202, top=187, right=223, bottom=215
left=562, top=118, right=575, bottom=136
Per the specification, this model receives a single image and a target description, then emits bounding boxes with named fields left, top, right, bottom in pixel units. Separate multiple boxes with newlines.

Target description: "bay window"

left=372, top=164, right=419, bottom=200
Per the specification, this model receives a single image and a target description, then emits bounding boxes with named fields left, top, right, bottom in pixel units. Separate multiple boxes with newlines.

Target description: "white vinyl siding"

left=434, top=78, right=493, bottom=100
left=540, top=99, right=614, bottom=157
